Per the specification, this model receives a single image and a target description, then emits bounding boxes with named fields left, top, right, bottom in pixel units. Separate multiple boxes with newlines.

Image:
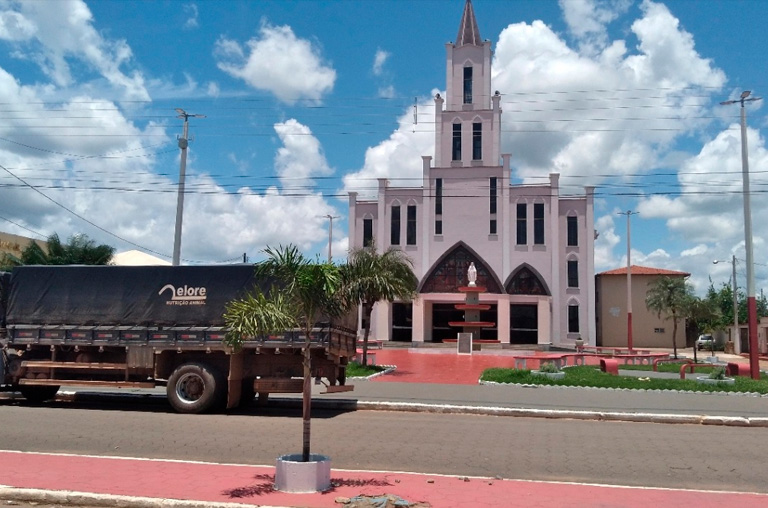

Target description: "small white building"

left=348, top=0, right=596, bottom=348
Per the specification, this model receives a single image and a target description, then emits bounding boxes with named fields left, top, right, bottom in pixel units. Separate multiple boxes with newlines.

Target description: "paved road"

left=1, top=399, right=767, bottom=494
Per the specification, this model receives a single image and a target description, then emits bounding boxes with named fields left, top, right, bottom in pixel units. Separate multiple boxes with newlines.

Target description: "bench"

left=355, top=350, right=377, bottom=365
left=613, top=352, right=669, bottom=365
left=653, top=357, right=692, bottom=371
left=680, top=362, right=721, bottom=379
left=600, top=358, right=619, bottom=375
left=513, top=354, right=569, bottom=370
left=726, top=362, right=751, bottom=377
left=357, top=340, right=383, bottom=350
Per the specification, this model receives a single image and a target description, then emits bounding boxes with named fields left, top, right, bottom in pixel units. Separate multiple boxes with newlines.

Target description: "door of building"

left=510, top=304, right=538, bottom=344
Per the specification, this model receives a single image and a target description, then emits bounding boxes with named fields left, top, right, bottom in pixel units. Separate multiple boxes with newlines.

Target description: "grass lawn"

left=480, top=365, right=768, bottom=395
left=346, top=361, right=387, bottom=378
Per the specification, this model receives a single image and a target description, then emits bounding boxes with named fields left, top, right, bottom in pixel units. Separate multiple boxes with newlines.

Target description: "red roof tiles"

left=598, top=265, right=690, bottom=277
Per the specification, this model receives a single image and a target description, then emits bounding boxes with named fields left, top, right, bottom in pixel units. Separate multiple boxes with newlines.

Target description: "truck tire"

left=19, top=385, right=60, bottom=403
left=166, top=363, right=225, bottom=414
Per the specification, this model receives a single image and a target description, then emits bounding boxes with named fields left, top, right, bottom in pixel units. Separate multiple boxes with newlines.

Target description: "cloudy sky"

left=0, top=0, right=765, bottom=295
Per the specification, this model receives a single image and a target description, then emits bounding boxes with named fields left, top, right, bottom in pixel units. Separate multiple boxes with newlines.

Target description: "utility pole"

left=319, top=214, right=340, bottom=262
left=172, top=108, right=205, bottom=266
left=720, top=91, right=762, bottom=379
left=618, top=210, right=638, bottom=352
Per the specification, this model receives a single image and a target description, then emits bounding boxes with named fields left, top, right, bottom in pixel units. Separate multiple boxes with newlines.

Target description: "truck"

left=0, top=264, right=356, bottom=413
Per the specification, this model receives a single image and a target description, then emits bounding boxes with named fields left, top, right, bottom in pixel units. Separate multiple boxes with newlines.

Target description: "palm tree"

left=645, top=276, right=693, bottom=358
left=223, top=244, right=343, bottom=462
left=341, top=244, right=418, bottom=366
left=2, top=233, right=114, bottom=267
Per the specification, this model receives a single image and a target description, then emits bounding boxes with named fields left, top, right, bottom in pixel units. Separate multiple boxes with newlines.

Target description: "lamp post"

left=720, top=91, right=762, bottom=379
left=172, top=108, right=205, bottom=266
left=319, top=214, right=340, bottom=262
left=713, top=256, right=739, bottom=353
left=618, top=210, right=638, bottom=351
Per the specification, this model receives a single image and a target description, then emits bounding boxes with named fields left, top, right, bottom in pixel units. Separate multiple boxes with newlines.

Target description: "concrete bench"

left=600, top=358, right=619, bottom=375
left=613, top=352, right=669, bottom=365
left=355, top=350, right=377, bottom=365
left=514, top=354, right=568, bottom=370
left=653, top=357, right=692, bottom=371
left=680, top=362, right=720, bottom=379
left=726, top=362, right=751, bottom=377
left=357, top=340, right=383, bottom=350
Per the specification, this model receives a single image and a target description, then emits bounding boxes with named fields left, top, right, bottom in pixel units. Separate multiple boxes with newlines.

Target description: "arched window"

left=420, top=243, right=501, bottom=293
left=506, top=266, right=550, bottom=295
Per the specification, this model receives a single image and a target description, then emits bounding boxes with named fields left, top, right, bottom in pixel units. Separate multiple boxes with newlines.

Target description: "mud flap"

left=227, top=351, right=244, bottom=409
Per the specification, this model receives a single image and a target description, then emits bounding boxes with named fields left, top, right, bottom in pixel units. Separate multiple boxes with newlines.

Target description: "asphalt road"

left=0, top=396, right=767, bottom=494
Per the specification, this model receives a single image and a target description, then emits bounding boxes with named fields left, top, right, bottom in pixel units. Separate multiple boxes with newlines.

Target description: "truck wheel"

left=167, top=363, right=225, bottom=414
left=19, top=385, right=60, bottom=403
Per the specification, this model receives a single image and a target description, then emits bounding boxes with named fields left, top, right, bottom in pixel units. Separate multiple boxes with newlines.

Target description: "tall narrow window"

left=516, top=203, right=527, bottom=245
left=435, top=178, right=443, bottom=215
left=567, top=260, right=578, bottom=288
left=435, top=220, right=443, bottom=235
left=473, top=122, right=482, bottom=160
left=490, top=219, right=497, bottom=235
left=391, top=205, right=401, bottom=246
left=363, top=218, right=373, bottom=247
left=489, top=177, right=497, bottom=214
left=406, top=205, right=417, bottom=245
left=567, top=216, right=578, bottom=246
left=534, top=203, right=545, bottom=245
left=568, top=305, right=580, bottom=333
left=463, top=66, right=473, bottom=104
left=452, top=123, right=461, bottom=161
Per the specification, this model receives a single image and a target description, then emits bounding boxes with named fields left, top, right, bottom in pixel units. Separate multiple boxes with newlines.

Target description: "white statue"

left=467, top=262, right=477, bottom=287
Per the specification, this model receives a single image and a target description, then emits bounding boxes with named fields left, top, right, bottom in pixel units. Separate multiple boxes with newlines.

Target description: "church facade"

left=348, top=0, right=596, bottom=348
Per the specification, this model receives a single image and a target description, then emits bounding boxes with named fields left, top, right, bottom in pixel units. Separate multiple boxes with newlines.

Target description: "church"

left=348, top=0, right=596, bottom=348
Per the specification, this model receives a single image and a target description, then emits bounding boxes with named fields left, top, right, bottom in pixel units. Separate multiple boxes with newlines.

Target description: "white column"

left=585, top=187, right=596, bottom=346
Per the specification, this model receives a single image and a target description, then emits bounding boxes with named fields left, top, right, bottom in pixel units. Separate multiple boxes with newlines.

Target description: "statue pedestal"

left=449, top=286, right=495, bottom=352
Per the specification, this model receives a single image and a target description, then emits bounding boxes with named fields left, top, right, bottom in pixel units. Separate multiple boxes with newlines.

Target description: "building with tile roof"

left=596, top=265, right=690, bottom=348
left=348, top=1, right=596, bottom=348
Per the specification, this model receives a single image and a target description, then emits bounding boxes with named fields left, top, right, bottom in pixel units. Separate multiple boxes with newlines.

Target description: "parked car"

left=696, top=334, right=715, bottom=351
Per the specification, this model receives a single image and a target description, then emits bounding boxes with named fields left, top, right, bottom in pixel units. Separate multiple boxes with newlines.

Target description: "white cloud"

left=274, top=119, right=333, bottom=188
left=378, top=85, right=395, bottom=99
left=560, top=0, right=630, bottom=55
left=214, top=20, right=335, bottom=105
left=183, top=3, right=199, bottom=30
left=342, top=93, right=437, bottom=198
left=373, top=48, right=389, bottom=76
left=0, top=0, right=149, bottom=102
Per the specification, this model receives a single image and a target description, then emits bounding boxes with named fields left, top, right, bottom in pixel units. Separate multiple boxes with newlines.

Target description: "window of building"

left=490, top=219, right=497, bottom=235
left=568, top=305, right=580, bottom=333
left=516, top=203, right=527, bottom=245
left=407, top=205, right=417, bottom=245
left=534, top=203, right=545, bottom=245
left=567, top=216, right=578, bottom=246
left=489, top=177, right=497, bottom=214
left=654, top=328, right=665, bottom=333
left=435, top=178, right=443, bottom=215
left=435, top=219, right=443, bottom=235
left=363, top=218, right=373, bottom=247
left=391, top=205, right=400, bottom=246
left=452, top=123, right=461, bottom=161
left=463, top=66, right=473, bottom=104
left=473, top=122, right=482, bottom=160
left=567, top=260, right=578, bottom=288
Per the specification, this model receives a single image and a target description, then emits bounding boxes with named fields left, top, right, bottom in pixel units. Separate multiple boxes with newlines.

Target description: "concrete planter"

left=532, top=370, right=565, bottom=380
left=275, top=454, right=331, bottom=493
left=696, top=376, right=735, bottom=386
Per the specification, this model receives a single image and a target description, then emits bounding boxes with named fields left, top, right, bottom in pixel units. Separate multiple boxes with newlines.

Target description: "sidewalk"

left=3, top=450, right=768, bottom=508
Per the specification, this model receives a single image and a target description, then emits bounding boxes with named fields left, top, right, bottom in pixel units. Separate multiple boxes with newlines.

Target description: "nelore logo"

left=159, top=284, right=207, bottom=306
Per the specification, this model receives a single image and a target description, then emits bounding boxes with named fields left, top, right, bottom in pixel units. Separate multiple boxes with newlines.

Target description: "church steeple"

left=456, top=0, right=481, bottom=46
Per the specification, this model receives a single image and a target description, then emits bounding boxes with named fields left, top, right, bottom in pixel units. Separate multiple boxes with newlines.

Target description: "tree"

left=340, top=244, right=418, bottom=366
left=223, top=244, right=344, bottom=462
left=1, top=233, right=114, bottom=268
left=645, top=276, right=693, bottom=358
left=684, top=295, right=721, bottom=362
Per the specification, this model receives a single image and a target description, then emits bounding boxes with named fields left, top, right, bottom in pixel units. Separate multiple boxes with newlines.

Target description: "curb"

left=0, top=486, right=284, bottom=508
left=8, top=391, right=767, bottom=428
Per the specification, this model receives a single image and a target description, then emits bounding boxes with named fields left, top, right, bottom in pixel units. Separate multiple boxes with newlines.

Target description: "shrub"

left=539, top=362, right=561, bottom=373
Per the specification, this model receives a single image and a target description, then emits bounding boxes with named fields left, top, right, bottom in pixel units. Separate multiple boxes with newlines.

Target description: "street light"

left=713, top=256, right=739, bottom=353
left=172, top=108, right=205, bottom=266
left=318, top=214, right=340, bottom=262
left=618, top=210, right=638, bottom=351
left=720, top=91, right=762, bottom=379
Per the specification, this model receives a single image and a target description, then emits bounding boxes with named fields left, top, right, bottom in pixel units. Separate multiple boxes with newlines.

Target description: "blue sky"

left=0, top=0, right=766, bottom=295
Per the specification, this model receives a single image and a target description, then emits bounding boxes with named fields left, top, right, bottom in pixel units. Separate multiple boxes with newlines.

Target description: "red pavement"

left=3, top=450, right=768, bottom=508
left=368, top=348, right=598, bottom=384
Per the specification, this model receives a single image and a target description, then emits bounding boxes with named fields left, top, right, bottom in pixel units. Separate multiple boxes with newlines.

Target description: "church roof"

left=456, top=0, right=481, bottom=46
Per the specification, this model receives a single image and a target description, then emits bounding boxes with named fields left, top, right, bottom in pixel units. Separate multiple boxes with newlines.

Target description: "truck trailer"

left=0, top=265, right=356, bottom=413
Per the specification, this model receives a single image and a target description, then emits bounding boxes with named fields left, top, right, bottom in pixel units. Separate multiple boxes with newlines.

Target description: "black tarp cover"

left=5, top=265, right=267, bottom=327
